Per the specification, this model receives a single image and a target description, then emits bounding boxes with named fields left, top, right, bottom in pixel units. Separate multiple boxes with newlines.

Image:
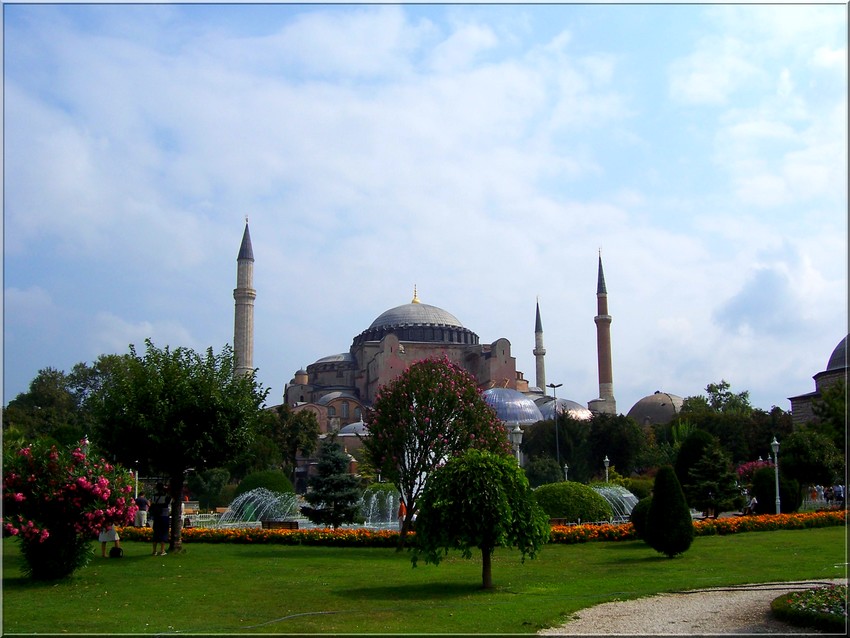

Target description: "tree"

left=645, top=465, right=694, bottom=558
left=413, top=449, right=550, bottom=590
left=673, top=429, right=716, bottom=500
left=186, top=468, right=231, bottom=511
left=778, top=429, right=844, bottom=493
left=524, top=456, right=565, bottom=488
left=2, top=438, right=136, bottom=579
left=87, top=339, right=268, bottom=552
left=2, top=368, right=86, bottom=447
left=682, top=380, right=752, bottom=415
left=521, top=415, right=590, bottom=482
left=259, top=404, right=320, bottom=485
left=363, top=357, right=510, bottom=545
left=751, top=466, right=801, bottom=514
left=585, top=413, right=652, bottom=477
left=532, top=481, right=612, bottom=523
left=301, top=438, right=361, bottom=530
left=685, top=441, right=744, bottom=517
left=809, top=380, right=846, bottom=452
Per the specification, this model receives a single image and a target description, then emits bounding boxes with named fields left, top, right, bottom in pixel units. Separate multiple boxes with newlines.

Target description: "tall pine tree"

left=645, top=465, right=694, bottom=558
left=301, top=438, right=362, bottom=530
left=686, top=441, right=744, bottom=517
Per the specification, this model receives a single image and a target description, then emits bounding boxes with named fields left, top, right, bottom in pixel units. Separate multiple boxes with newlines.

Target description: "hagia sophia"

left=232, top=222, right=847, bottom=445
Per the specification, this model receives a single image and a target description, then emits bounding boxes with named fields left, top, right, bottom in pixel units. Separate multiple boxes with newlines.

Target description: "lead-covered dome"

left=627, top=391, right=683, bottom=426
left=537, top=397, right=593, bottom=421
left=352, top=292, right=479, bottom=346
left=482, top=388, right=544, bottom=425
left=825, top=335, right=847, bottom=371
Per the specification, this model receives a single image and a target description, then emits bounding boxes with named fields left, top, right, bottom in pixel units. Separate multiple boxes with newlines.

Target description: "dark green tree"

left=186, top=467, right=231, bottom=510
left=2, top=368, right=86, bottom=447
left=413, top=449, right=550, bottom=590
left=674, top=429, right=716, bottom=501
left=259, top=404, right=320, bottom=485
left=809, top=380, right=846, bottom=452
left=751, top=466, right=801, bottom=514
left=778, top=429, right=844, bottom=493
left=524, top=456, right=565, bottom=488
left=645, top=465, right=694, bottom=558
left=235, top=469, right=294, bottom=497
left=87, top=339, right=268, bottom=552
left=585, top=413, right=652, bottom=477
left=521, top=415, right=590, bottom=482
left=532, top=481, right=612, bottom=523
left=363, top=357, right=510, bottom=545
left=685, top=441, right=744, bottom=517
left=629, top=496, right=652, bottom=540
left=301, top=438, right=361, bottom=530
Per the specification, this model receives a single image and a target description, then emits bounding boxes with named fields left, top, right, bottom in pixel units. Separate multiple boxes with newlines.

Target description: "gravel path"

left=538, top=579, right=847, bottom=635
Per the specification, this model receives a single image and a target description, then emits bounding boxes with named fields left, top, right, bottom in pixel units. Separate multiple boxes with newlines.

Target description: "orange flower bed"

left=116, top=509, right=845, bottom=547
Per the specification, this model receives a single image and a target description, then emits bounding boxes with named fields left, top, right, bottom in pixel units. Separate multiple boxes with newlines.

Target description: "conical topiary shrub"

left=645, top=465, right=694, bottom=558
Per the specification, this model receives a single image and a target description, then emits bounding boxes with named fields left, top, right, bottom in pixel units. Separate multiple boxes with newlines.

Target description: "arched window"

left=328, top=406, right=336, bottom=417
left=342, top=402, right=349, bottom=418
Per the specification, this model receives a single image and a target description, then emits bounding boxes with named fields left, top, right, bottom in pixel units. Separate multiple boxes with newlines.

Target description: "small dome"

left=316, top=391, right=358, bottom=406
left=537, top=397, right=593, bottom=421
left=482, top=388, right=544, bottom=425
left=338, top=420, right=368, bottom=436
left=627, top=391, right=683, bottom=426
left=825, top=335, right=848, bottom=371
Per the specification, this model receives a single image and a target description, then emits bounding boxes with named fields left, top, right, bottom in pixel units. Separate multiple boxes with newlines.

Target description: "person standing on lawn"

left=149, top=482, right=172, bottom=556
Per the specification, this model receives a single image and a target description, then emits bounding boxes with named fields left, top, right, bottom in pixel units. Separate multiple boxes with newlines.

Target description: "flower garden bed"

left=770, top=583, right=848, bottom=632
left=117, top=509, right=846, bottom=547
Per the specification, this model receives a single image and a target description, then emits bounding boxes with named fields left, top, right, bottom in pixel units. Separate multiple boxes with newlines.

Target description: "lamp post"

left=509, top=423, right=523, bottom=465
left=771, top=437, right=781, bottom=514
left=547, top=383, right=563, bottom=465
left=604, top=455, right=610, bottom=483
left=563, top=463, right=569, bottom=482
left=134, top=460, right=139, bottom=499
left=81, top=435, right=90, bottom=456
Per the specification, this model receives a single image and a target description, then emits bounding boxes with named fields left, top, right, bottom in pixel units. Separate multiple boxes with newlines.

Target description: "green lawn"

left=3, top=527, right=847, bottom=634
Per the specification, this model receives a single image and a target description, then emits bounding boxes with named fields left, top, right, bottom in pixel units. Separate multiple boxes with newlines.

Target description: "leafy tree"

left=751, top=466, right=801, bottom=514
left=778, top=429, right=844, bottom=492
left=629, top=496, right=652, bottom=540
left=645, top=465, right=694, bottom=558
left=685, top=441, right=744, bottom=517
left=259, top=404, right=320, bottom=484
left=226, top=433, right=282, bottom=481
left=87, top=339, right=268, bottom=552
left=521, top=415, right=590, bottom=482
left=186, top=467, right=231, bottom=510
left=2, top=368, right=86, bottom=446
left=524, top=456, right=565, bottom=488
left=301, top=438, right=361, bottom=529
left=2, top=439, right=136, bottom=580
left=673, top=429, right=716, bottom=501
left=532, top=482, right=612, bottom=523
left=413, top=449, right=550, bottom=590
left=809, top=380, right=846, bottom=452
left=235, top=470, right=294, bottom=498
left=363, top=357, right=511, bottom=544
left=585, top=413, right=652, bottom=477
left=682, top=380, right=752, bottom=415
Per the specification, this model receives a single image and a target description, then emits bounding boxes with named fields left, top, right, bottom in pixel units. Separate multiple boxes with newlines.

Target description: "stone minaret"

left=533, top=299, right=546, bottom=391
left=588, top=252, right=616, bottom=414
left=233, top=221, right=255, bottom=377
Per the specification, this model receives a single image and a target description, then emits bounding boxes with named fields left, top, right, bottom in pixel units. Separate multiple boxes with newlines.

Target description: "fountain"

left=358, top=489, right=400, bottom=529
left=592, top=484, right=639, bottom=523
left=215, top=488, right=299, bottom=528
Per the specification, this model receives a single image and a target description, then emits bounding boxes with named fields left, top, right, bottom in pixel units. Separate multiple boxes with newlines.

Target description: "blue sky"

left=3, top=2, right=847, bottom=416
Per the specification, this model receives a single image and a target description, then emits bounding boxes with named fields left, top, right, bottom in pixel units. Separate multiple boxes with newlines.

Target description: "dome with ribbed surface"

left=352, top=296, right=479, bottom=346
left=482, top=388, right=544, bottom=425
left=627, top=391, right=683, bottom=426
left=368, top=303, right=464, bottom=330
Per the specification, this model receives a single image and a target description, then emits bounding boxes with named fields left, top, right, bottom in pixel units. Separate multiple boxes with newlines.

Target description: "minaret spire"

left=533, top=297, right=546, bottom=391
left=588, top=251, right=616, bottom=415
left=233, top=220, right=256, bottom=377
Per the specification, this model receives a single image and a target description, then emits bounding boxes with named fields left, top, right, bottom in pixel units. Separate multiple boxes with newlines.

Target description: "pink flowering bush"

left=736, top=459, right=773, bottom=486
left=2, top=439, right=137, bottom=580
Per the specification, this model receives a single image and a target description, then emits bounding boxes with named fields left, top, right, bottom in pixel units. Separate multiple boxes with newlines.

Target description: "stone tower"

left=588, top=252, right=616, bottom=414
left=533, top=299, right=546, bottom=391
left=233, top=221, right=255, bottom=377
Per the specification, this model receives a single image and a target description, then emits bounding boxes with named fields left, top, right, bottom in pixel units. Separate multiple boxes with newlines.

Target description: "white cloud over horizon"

left=3, top=3, right=846, bottom=415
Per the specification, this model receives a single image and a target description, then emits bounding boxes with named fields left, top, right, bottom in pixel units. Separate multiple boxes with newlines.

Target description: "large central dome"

left=352, top=290, right=479, bottom=346
left=368, top=302, right=464, bottom=330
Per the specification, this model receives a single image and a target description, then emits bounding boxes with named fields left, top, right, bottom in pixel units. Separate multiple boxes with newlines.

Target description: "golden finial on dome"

left=412, top=285, right=420, bottom=304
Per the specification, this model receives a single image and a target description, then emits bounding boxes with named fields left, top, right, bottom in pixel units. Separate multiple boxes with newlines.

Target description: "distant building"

left=788, top=335, right=848, bottom=426
left=627, top=391, right=684, bottom=426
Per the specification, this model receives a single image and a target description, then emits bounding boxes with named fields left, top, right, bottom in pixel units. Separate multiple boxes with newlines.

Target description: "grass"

left=3, top=527, right=847, bottom=634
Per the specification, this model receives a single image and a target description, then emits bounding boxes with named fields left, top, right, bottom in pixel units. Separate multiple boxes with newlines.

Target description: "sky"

left=3, top=2, right=848, bottom=417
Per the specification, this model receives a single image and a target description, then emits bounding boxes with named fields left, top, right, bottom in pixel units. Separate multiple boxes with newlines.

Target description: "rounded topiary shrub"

left=751, top=467, right=801, bottom=514
left=645, top=465, right=693, bottom=558
left=533, top=481, right=613, bottom=523
left=623, top=477, right=653, bottom=500
left=629, top=496, right=652, bottom=540
left=234, top=470, right=294, bottom=498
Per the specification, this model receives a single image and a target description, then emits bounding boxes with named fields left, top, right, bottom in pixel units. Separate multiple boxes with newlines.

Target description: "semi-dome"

left=338, top=419, right=368, bottom=436
left=316, top=391, right=358, bottom=406
left=627, top=391, right=683, bottom=426
left=825, top=335, right=847, bottom=371
left=482, top=388, right=544, bottom=425
left=537, top=396, right=592, bottom=421
left=352, top=292, right=479, bottom=346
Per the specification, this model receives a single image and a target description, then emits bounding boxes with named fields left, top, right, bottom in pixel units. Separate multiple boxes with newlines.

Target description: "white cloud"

left=668, top=38, right=762, bottom=105
left=91, top=312, right=198, bottom=357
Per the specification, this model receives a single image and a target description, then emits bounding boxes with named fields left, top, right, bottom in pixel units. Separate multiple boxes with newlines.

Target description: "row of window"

left=326, top=402, right=361, bottom=421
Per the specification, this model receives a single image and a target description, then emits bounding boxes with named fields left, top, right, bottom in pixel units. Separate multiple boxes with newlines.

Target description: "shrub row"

left=116, top=509, right=846, bottom=547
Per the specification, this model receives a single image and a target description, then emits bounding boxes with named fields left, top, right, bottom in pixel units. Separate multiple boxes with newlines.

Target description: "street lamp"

left=563, top=463, right=569, bottom=482
left=81, top=435, right=90, bottom=456
left=604, top=455, right=610, bottom=483
left=771, top=437, right=781, bottom=514
left=547, top=383, right=563, bottom=465
left=509, top=424, right=523, bottom=465
left=134, top=460, right=139, bottom=499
